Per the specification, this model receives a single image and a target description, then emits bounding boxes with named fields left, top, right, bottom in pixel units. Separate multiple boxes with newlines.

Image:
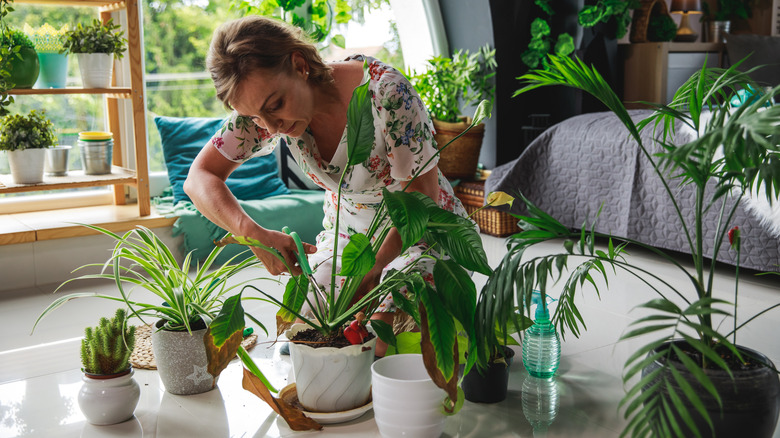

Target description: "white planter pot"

left=286, top=323, right=376, bottom=413
left=77, top=53, right=114, bottom=88
left=7, top=148, right=46, bottom=184
left=151, top=320, right=218, bottom=395
left=372, top=354, right=447, bottom=438
left=78, top=368, right=140, bottom=425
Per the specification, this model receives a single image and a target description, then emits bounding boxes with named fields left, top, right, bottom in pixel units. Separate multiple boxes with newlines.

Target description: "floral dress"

left=210, top=55, right=470, bottom=313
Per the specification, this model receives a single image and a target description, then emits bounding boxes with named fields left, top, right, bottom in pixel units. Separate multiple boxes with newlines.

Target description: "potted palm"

left=33, top=225, right=263, bottom=395
left=204, top=67, right=494, bottom=430
left=501, top=55, right=780, bottom=437
left=0, top=109, right=56, bottom=184
left=61, top=18, right=126, bottom=88
left=409, top=45, right=496, bottom=179
left=78, top=308, right=140, bottom=426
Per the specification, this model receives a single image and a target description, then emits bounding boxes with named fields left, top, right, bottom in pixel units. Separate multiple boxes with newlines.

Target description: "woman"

left=184, top=15, right=470, bottom=355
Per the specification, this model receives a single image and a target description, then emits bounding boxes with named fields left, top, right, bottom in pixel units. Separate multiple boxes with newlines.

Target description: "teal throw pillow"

left=154, top=116, right=290, bottom=204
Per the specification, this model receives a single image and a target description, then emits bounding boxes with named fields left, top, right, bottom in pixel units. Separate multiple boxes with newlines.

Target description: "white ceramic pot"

left=151, top=320, right=218, bottom=395
left=286, top=323, right=376, bottom=413
left=7, top=148, right=46, bottom=184
left=77, top=53, right=114, bottom=88
left=371, top=354, right=447, bottom=438
left=78, top=368, right=140, bottom=425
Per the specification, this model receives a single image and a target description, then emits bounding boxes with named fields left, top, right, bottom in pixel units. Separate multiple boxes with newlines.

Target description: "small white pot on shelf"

left=77, top=53, right=114, bottom=88
left=78, top=368, right=140, bottom=426
left=7, top=148, right=46, bottom=184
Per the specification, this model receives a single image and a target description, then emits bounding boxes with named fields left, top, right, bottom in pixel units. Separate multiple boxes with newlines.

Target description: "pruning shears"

left=282, top=226, right=327, bottom=304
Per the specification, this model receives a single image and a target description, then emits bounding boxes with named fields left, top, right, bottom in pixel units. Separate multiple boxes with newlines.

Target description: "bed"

left=485, top=110, right=780, bottom=272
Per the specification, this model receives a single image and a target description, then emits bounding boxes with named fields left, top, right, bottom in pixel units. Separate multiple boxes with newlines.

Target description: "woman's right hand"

left=248, top=228, right=317, bottom=276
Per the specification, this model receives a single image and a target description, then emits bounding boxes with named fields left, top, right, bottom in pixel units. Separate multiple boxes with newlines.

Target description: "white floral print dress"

left=209, top=55, right=470, bottom=313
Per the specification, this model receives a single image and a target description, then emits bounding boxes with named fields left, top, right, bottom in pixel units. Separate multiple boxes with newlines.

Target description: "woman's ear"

left=291, top=52, right=309, bottom=78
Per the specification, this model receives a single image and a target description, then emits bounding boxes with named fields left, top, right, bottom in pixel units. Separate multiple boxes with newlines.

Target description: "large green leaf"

left=425, top=207, right=491, bottom=275
left=346, top=62, right=374, bottom=166
left=419, top=285, right=457, bottom=382
left=277, top=275, right=309, bottom=335
left=339, top=233, right=375, bottom=277
left=383, top=188, right=429, bottom=252
left=433, top=259, right=476, bottom=339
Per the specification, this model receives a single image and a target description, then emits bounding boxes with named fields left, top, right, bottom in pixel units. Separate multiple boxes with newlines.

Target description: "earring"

left=305, top=71, right=309, bottom=75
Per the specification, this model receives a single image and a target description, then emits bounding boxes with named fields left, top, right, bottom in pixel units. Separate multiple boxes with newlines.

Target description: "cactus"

left=80, top=308, right=136, bottom=375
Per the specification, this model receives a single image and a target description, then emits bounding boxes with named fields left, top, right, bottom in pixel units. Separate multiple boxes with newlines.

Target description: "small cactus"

left=80, top=308, right=136, bottom=375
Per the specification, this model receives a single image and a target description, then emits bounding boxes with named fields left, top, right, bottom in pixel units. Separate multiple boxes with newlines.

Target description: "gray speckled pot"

left=151, top=320, right=218, bottom=395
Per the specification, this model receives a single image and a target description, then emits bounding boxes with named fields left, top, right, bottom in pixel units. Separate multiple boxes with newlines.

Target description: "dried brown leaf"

left=242, top=368, right=323, bottom=431
left=204, top=327, right=243, bottom=380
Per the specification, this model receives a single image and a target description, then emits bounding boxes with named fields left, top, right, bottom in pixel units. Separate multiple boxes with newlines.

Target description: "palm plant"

left=496, top=55, right=780, bottom=437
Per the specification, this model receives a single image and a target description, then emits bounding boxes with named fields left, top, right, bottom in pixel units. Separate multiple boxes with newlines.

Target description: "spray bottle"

left=522, top=290, right=560, bottom=378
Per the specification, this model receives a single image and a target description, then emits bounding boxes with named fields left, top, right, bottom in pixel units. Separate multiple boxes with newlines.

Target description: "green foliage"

left=409, top=45, right=496, bottom=123
left=1, top=0, right=19, bottom=116
left=33, top=225, right=265, bottom=334
left=0, top=26, right=34, bottom=49
left=515, top=54, right=780, bottom=437
left=61, top=18, right=127, bottom=58
left=647, top=14, right=677, bottom=42
left=80, top=308, right=136, bottom=375
left=578, top=0, right=638, bottom=40
left=702, top=0, right=753, bottom=21
left=0, top=109, right=56, bottom=150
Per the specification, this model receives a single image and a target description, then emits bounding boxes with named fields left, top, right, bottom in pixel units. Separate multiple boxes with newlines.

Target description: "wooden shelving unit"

left=3, top=0, right=150, bottom=216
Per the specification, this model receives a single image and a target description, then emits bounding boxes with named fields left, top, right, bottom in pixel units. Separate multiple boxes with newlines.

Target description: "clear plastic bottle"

left=522, top=375, right=560, bottom=437
left=522, top=291, right=560, bottom=378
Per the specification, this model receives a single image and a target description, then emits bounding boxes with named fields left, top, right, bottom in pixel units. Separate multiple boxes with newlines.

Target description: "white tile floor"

left=1, top=235, right=778, bottom=437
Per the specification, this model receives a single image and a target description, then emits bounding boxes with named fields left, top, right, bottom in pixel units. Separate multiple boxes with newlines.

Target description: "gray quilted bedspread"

left=485, top=110, right=780, bottom=272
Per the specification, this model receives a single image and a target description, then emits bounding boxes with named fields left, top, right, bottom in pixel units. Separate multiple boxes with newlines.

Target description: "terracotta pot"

left=433, top=117, right=485, bottom=180
left=642, top=340, right=780, bottom=437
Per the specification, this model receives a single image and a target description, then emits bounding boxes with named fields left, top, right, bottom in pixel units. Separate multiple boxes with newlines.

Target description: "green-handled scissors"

left=282, top=226, right=327, bottom=303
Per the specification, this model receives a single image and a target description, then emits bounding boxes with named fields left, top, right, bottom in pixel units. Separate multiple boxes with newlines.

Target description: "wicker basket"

left=454, top=180, right=520, bottom=237
left=434, top=117, right=485, bottom=180
left=630, top=0, right=673, bottom=43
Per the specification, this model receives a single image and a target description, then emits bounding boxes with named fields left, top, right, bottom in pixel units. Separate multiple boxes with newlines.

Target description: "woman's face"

left=232, top=64, right=313, bottom=138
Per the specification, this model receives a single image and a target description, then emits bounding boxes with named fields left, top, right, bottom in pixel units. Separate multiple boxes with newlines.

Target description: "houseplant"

left=409, top=45, right=496, bottom=179
left=506, top=55, right=780, bottom=437
left=0, top=0, right=18, bottom=115
left=204, top=69, right=494, bottom=429
left=33, top=224, right=264, bottom=395
left=78, top=308, right=140, bottom=426
left=25, top=23, right=69, bottom=89
left=61, top=18, right=126, bottom=88
left=0, top=109, right=56, bottom=184
left=701, top=0, right=754, bottom=42
left=0, top=26, right=39, bottom=89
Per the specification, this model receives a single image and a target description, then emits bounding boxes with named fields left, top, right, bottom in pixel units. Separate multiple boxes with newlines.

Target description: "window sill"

left=0, top=204, right=177, bottom=246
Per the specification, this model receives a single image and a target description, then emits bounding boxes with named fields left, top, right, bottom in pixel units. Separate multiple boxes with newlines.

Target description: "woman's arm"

left=183, top=142, right=314, bottom=275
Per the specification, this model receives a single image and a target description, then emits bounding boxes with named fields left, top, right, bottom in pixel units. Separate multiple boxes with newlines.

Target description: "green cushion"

left=167, top=190, right=325, bottom=264
left=154, top=116, right=290, bottom=204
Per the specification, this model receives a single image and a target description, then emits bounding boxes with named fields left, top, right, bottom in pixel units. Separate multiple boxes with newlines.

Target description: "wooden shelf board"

left=1, top=204, right=176, bottom=245
left=15, top=0, right=125, bottom=7
left=8, top=88, right=132, bottom=98
left=0, top=167, right=137, bottom=194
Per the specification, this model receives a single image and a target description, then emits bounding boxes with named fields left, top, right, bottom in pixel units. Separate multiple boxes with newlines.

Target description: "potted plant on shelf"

left=203, top=68, right=494, bottom=430
left=0, top=26, right=40, bottom=89
left=409, top=45, right=496, bottom=180
left=702, top=0, right=753, bottom=42
left=504, top=55, right=780, bottom=437
left=1, top=0, right=19, bottom=115
left=77, top=308, right=140, bottom=426
left=0, top=109, right=56, bottom=184
left=61, top=18, right=126, bottom=88
left=33, top=225, right=264, bottom=396
left=25, top=23, right=70, bottom=89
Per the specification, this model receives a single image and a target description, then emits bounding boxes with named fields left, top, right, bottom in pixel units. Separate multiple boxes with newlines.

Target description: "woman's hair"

left=207, top=16, right=334, bottom=109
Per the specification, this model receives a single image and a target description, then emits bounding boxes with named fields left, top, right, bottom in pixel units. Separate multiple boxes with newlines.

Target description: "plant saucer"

left=279, top=383, right=372, bottom=424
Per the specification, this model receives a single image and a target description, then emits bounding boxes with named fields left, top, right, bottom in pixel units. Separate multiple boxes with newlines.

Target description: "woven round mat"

left=130, top=324, right=258, bottom=370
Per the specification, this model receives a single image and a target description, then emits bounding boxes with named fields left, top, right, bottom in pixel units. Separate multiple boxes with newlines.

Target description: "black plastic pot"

left=642, top=340, right=780, bottom=437
left=461, top=346, right=515, bottom=403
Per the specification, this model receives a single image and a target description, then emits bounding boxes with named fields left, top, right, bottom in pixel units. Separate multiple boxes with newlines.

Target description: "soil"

left=665, top=341, right=765, bottom=371
left=290, top=328, right=375, bottom=349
